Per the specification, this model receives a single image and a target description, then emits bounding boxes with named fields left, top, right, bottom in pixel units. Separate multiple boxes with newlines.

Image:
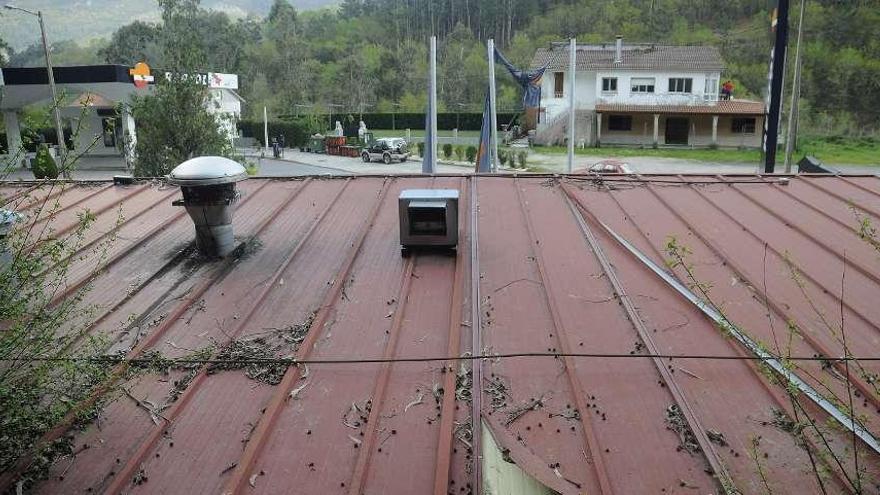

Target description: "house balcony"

left=597, top=92, right=720, bottom=107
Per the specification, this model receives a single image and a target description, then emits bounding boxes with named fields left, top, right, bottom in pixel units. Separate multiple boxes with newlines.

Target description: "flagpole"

left=568, top=38, right=576, bottom=173
left=431, top=35, right=438, bottom=173
left=488, top=38, right=499, bottom=173
left=263, top=106, right=269, bottom=154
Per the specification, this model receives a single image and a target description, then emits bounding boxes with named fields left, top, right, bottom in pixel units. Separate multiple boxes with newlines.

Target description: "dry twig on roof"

left=206, top=312, right=315, bottom=385
left=505, top=396, right=547, bottom=426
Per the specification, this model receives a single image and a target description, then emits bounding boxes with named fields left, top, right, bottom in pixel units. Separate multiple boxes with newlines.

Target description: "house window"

left=602, top=77, right=617, bottom=93
left=731, top=117, right=756, bottom=134
left=631, top=77, right=655, bottom=93
left=704, top=76, right=719, bottom=100
left=668, top=78, right=693, bottom=93
left=101, top=118, right=116, bottom=147
left=607, top=115, right=632, bottom=131
left=554, top=72, right=564, bottom=98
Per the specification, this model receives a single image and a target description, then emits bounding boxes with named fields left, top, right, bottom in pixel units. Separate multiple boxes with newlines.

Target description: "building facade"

left=0, top=64, right=242, bottom=167
left=531, top=39, right=764, bottom=148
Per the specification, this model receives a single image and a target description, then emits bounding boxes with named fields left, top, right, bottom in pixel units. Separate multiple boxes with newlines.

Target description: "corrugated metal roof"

left=596, top=99, right=766, bottom=115
left=3, top=173, right=880, bottom=494
left=532, top=43, right=724, bottom=71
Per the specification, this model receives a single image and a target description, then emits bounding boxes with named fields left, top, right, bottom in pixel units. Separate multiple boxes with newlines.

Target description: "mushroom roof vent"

left=167, top=156, right=248, bottom=187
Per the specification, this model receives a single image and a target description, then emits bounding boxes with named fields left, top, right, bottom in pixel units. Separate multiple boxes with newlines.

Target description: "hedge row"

left=276, top=112, right=521, bottom=132
left=237, top=120, right=312, bottom=147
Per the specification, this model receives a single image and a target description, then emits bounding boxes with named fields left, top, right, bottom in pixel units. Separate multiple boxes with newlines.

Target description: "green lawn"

left=372, top=129, right=481, bottom=138
left=796, top=137, right=880, bottom=166
left=536, top=145, right=763, bottom=163
left=371, top=131, right=879, bottom=166
left=536, top=136, right=880, bottom=166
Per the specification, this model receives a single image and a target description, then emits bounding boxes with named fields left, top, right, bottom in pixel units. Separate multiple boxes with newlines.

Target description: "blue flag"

left=475, top=91, right=492, bottom=173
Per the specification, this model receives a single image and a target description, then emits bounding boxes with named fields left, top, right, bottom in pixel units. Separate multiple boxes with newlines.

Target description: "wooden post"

left=596, top=112, right=602, bottom=147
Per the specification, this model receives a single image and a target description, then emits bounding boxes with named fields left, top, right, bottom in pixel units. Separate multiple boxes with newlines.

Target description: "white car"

left=587, top=159, right=633, bottom=174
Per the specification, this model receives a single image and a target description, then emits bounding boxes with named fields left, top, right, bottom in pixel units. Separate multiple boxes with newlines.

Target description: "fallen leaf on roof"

left=289, top=381, right=309, bottom=400
left=404, top=391, right=424, bottom=413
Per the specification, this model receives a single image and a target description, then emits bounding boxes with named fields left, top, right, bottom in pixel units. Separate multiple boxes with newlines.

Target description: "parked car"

left=361, top=138, right=411, bottom=164
left=575, top=159, right=634, bottom=174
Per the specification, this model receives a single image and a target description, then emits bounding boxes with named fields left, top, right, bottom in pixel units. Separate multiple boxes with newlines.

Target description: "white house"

left=531, top=38, right=764, bottom=148
left=0, top=64, right=243, bottom=167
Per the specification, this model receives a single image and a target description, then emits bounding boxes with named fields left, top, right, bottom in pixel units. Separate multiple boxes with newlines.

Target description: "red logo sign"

left=129, top=62, right=154, bottom=89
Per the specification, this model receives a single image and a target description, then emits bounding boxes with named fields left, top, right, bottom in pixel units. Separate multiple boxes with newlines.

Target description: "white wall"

left=593, top=70, right=720, bottom=106
left=540, top=68, right=722, bottom=123
left=208, top=88, right=242, bottom=143
left=60, top=108, right=119, bottom=156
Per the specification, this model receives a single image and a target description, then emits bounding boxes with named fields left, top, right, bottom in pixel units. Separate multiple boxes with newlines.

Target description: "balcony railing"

left=598, top=92, right=720, bottom=106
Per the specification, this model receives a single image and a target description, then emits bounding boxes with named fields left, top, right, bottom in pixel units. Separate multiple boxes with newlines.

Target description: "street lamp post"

left=5, top=4, right=68, bottom=177
left=390, top=102, right=402, bottom=131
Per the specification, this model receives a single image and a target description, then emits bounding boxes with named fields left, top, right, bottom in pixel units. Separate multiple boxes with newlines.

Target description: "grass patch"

left=535, top=135, right=880, bottom=166
left=536, top=145, right=762, bottom=163
left=372, top=129, right=481, bottom=139
left=796, top=136, right=880, bottom=166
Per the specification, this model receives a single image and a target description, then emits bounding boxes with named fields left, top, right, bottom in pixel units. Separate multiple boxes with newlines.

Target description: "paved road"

left=2, top=149, right=874, bottom=181
left=250, top=155, right=354, bottom=176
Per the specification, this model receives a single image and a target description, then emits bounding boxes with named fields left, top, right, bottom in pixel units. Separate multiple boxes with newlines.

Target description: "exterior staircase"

left=533, top=109, right=594, bottom=146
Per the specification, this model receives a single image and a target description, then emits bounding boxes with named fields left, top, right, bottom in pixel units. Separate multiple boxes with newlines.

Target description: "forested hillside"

left=2, top=0, right=878, bottom=134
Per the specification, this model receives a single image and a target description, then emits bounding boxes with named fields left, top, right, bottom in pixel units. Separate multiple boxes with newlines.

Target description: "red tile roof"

left=3, top=173, right=880, bottom=494
left=532, top=43, right=724, bottom=71
left=596, top=99, right=766, bottom=115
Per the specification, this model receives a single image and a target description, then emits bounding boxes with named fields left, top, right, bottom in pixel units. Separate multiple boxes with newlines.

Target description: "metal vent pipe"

left=167, top=156, right=248, bottom=258
left=614, top=35, right=623, bottom=64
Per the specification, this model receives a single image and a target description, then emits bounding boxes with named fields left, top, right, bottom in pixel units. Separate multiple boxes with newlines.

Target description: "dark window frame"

left=731, top=117, right=757, bottom=134
left=630, top=78, right=655, bottom=93
left=607, top=115, right=633, bottom=131
left=668, top=78, right=693, bottom=93
left=602, top=77, right=617, bottom=92
left=554, top=72, right=564, bottom=98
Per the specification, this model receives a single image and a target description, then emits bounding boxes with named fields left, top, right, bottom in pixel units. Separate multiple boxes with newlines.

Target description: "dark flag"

left=475, top=47, right=547, bottom=173
left=475, top=92, right=492, bottom=173
left=493, top=49, right=547, bottom=110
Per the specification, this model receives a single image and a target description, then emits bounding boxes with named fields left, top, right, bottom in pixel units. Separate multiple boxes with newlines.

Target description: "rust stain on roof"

left=2, top=173, right=880, bottom=494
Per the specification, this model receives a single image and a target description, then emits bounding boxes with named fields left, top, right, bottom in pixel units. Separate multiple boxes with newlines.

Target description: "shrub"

left=442, top=143, right=453, bottom=159
left=466, top=145, right=477, bottom=163
left=32, top=145, right=59, bottom=179
left=417, top=141, right=426, bottom=157
left=454, top=145, right=465, bottom=162
left=516, top=151, right=528, bottom=169
left=498, top=150, right=509, bottom=167
left=244, top=159, right=259, bottom=176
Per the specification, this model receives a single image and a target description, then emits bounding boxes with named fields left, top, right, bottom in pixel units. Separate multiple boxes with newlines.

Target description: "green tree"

left=98, top=21, right=161, bottom=65
left=130, top=0, right=233, bottom=176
